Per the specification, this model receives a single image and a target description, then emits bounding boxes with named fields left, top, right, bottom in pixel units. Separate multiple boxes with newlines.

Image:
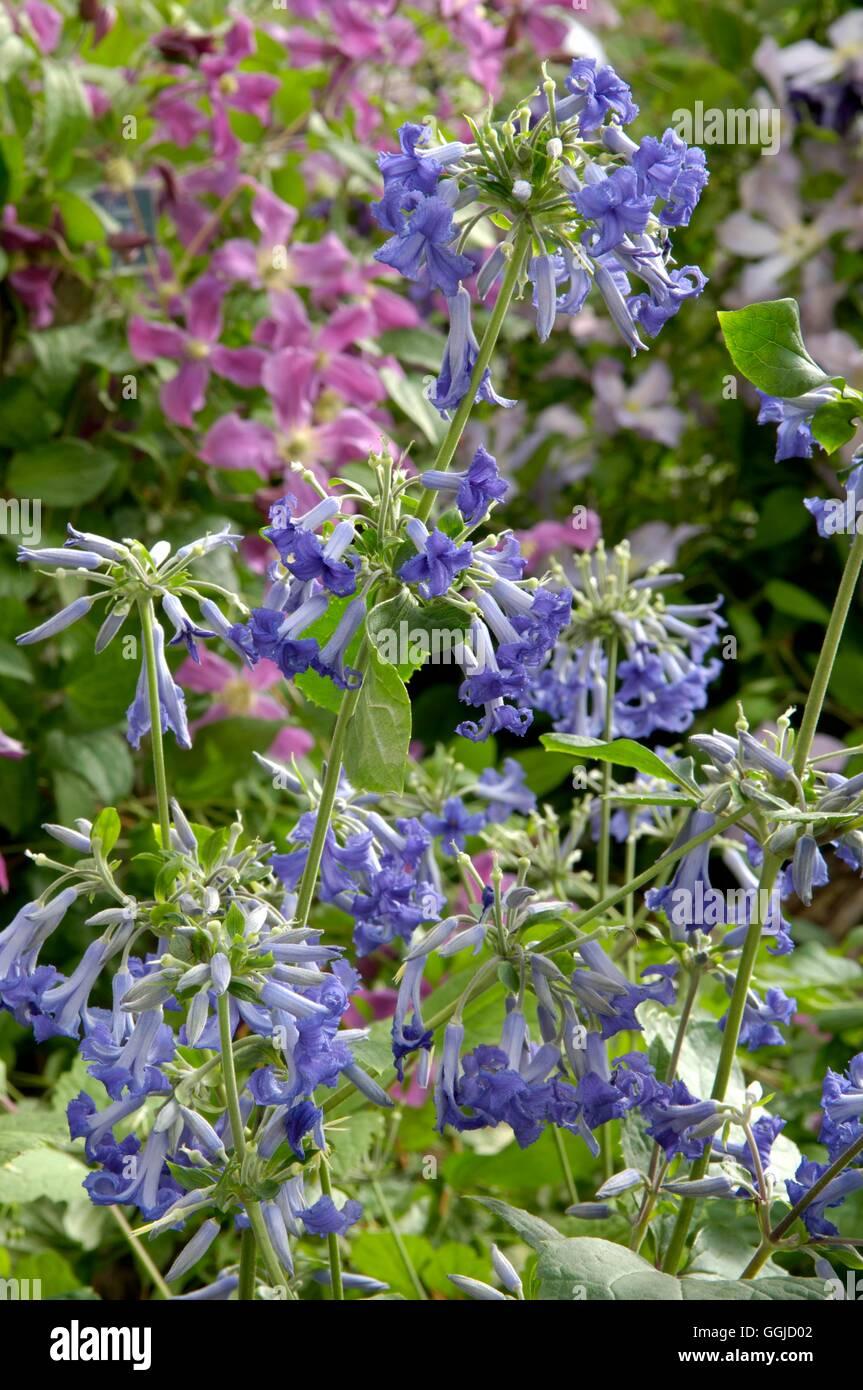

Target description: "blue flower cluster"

left=229, top=495, right=365, bottom=688
left=398, top=521, right=572, bottom=741
left=17, top=524, right=243, bottom=751
left=531, top=547, right=724, bottom=741
left=786, top=1053, right=863, bottom=1238
left=267, top=758, right=535, bottom=954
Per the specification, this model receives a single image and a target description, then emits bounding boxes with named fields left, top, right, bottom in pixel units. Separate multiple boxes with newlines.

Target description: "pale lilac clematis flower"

left=129, top=275, right=266, bottom=427
left=592, top=358, right=686, bottom=447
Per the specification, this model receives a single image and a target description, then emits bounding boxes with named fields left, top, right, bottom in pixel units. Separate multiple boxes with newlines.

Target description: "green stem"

left=137, top=596, right=171, bottom=849
left=553, top=1126, right=579, bottom=1207
left=661, top=852, right=782, bottom=1274
left=415, top=222, right=532, bottom=525
left=318, top=1158, right=344, bottom=1301
left=109, top=1205, right=171, bottom=1301
left=238, top=1226, right=257, bottom=1301
left=741, top=1129, right=863, bottom=1279
left=596, top=634, right=619, bottom=898
left=371, top=1176, right=428, bottom=1300
left=217, top=995, right=287, bottom=1297
left=294, top=676, right=362, bottom=932
left=792, top=528, right=863, bottom=776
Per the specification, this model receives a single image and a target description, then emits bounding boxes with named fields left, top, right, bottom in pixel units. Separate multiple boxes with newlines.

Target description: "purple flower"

left=720, top=984, right=797, bottom=1051
left=563, top=58, right=639, bottom=134
left=301, top=1194, right=363, bottom=1238
left=632, top=129, right=709, bottom=226
left=422, top=797, right=486, bottom=855
left=422, top=445, right=508, bottom=526
left=757, top=387, right=839, bottom=462
left=399, top=520, right=472, bottom=599
left=377, top=122, right=441, bottom=196
left=428, top=288, right=516, bottom=417
left=374, top=194, right=474, bottom=296
left=127, top=619, right=192, bottom=750
left=786, top=1160, right=863, bottom=1238
left=574, top=168, right=653, bottom=258
left=475, top=758, right=536, bottom=823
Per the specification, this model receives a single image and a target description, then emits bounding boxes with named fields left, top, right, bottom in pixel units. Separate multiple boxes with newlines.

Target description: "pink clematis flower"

left=199, top=403, right=386, bottom=479
left=176, top=649, right=313, bottom=758
left=129, top=274, right=266, bottom=427
left=255, top=291, right=384, bottom=411
left=516, top=512, right=602, bottom=573
left=211, top=185, right=298, bottom=286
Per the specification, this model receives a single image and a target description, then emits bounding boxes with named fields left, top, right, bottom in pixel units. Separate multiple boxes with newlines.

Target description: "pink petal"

left=316, top=409, right=387, bottom=465
left=24, top=0, right=62, bottom=53
left=290, top=234, right=352, bottom=290
left=211, top=345, right=266, bottom=389
left=177, top=648, right=233, bottom=693
left=0, top=730, right=27, bottom=759
left=261, top=348, right=317, bottom=435
left=0, top=854, right=8, bottom=893
left=224, top=14, right=255, bottom=61
left=184, top=275, right=225, bottom=343
left=318, top=301, right=377, bottom=354
left=251, top=187, right=298, bottom=249
left=322, top=354, right=384, bottom=409
left=129, top=316, right=186, bottom=363
left=255, top=288, right=312, bottom=351
left=211, top=238, right=261, bottom=285
left=268, top=725, right=314, bottom=761
left=161, top=360, right=210, bottom=427
left=247, top=658, right=282, bottom=692
left=368, top=285, right=420, bottom=332
left=231, top=73, right=280, bottom=124
left=199, top=413, right=279, bottom=478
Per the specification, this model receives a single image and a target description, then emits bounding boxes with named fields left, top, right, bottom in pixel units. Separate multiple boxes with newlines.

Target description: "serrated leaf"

left=343, top=645, right=411, bottom=793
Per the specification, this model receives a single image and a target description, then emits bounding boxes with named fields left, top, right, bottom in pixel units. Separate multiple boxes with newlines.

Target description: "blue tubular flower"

left=17, top=546, right=105, bottom=570
left=422, top=445, right=508, bottom=526
left=806, top=463, right=863, bottom=537
left=377, top=121, right=441, bottom=196
left=529, top=253, right=558, bottom=342
left=230, top=596, right=326, bottom=679
left=314, top=597, right=365, bottom=689
left=645, top=810, right=719, bottom=937
left=0, top=887, right=78, bottom=988
left=81, top=1006, right=175, bottom=1101
left=428, top=287, right=516, bottom=417
left=16, top=594, right=99, bottom=646
left=820, top=1055, right=863, bottom=1161
left=399, top=519, right=472, bottom=599
left=720, top=984, right=797, bottom=1051
left=423, top=797, right=486, bottom=855
left=645, top=1081, right=718, bottom=1161
left=161, top=593, right=215, bottom=661
left=456, top=619, right=533, bottom=743
left=282, top=522, right=357, bottom=596
left=757, top=386, right=839, bottom=462
left=264, top=495, right=340, bottom=561
left=127, top=618, right=192, bottom=750
left=392, top=955, right=433, bottom=1082
left=301, top=1195, right=363, bottom=1238
left=570, top=940, right=676, bottom=1040
left=627, top=264, right=707, bottom=339
left=374, top=194, right=474, bottom=294
left=84, top=1125, right=180, bottom=1220
left=474, top=758, right=536, bottom=823
left=573, top=168, right=653, bottom=257
left=786, top=1160, right=863, bottom=1238
left=791, top=833, right=829, bottom=905
left=592, top=255, right=646, bottom=355
left=561, top=58, right=639, bottom=133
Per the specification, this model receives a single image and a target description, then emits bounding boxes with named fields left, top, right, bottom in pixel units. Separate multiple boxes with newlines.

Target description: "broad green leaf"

left=379, top=365, right=446, bottom=445
left=343, top=645, right=411, bottom=793
left=474, top=1197, right=562, bottom=1250
left=718, top=299, right=828, bottom=398
left=764, top=579, right=830, bottom=625
left=42, top=61, right=90, bottom=174
left=540, top=734, right=697, bottom=794
left=811, top=397, right=861, bottom=454
left=8, top=440, right=117, bottom=506
left=0, top=1148, right=89, bottom=1205
left=379, top=328, right=445, bottom=372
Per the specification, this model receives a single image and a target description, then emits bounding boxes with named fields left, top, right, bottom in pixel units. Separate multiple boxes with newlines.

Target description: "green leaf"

left=91, top=806, right=121, bottom=855
left=378, top=328, right=445, bottom=372
left=42, top=61, right=90, bottom=174
left=0, top=1148, right=89, bottom=1205
left=540, top=734, right=697, bottom=794
left=717, top=299, right=828, bottom=398
left=473, top=1197, right=562, bottom=1250
left=379, top=365, right=445, bottom=445
left=343, top=646, right=411, bottom=793
left=811, top=397, right=861, bottom=454
left=7, top=440, right=117, bottom=506
left=45, top=730, right=134, bottom=810
left=534, top=1236, right=829, bottom=1301
left=0, top=378, right=60, bottom=447
left=764, top=579, right=830, bottom=625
